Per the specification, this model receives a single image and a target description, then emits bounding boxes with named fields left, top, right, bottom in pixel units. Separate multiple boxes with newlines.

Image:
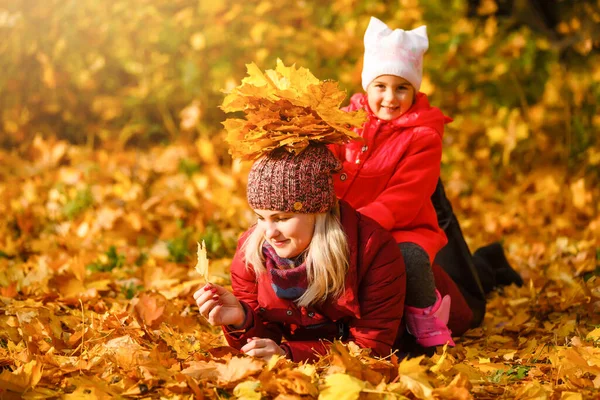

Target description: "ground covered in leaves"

left=0, top=136, right=599, bottom=399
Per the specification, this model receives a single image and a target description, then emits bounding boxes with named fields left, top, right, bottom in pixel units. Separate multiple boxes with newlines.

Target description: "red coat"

left=223, top=200, right=407, bottom=362
left=331, top=92, right=449, bottom=262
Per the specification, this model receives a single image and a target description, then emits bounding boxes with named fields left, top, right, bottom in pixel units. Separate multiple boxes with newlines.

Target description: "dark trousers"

left=431, top=179, right=486, bottom=327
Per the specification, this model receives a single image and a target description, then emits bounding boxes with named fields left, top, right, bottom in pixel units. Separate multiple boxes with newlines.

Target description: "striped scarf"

left=262, top=242, right=308, bottom=300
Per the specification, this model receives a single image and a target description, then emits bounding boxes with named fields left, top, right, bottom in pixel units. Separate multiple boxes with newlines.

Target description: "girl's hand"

left=241, top=337, right=286, bottom=361
left=193, top=284, right=245, bottom=327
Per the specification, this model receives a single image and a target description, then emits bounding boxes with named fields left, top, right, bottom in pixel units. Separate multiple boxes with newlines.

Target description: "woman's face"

left=254, top=209, right=315, bottom=259
left=366, top=75, right=415, bottom=120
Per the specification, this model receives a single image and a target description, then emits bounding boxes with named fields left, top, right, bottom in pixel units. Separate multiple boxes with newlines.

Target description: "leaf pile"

left=0, top=136, right=599, bottom=398
left=222, top=59, right=365, bottom=160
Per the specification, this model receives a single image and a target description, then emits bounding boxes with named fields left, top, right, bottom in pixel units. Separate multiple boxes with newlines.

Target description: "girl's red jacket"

left=330, top=92, right=450, bottom=263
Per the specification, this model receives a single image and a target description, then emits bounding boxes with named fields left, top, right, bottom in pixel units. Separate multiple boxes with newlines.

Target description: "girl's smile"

left=366, top=75, right=416, bottom=120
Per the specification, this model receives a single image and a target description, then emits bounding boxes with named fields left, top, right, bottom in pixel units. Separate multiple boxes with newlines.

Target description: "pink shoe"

left=405, top=290, right=455, bottom=348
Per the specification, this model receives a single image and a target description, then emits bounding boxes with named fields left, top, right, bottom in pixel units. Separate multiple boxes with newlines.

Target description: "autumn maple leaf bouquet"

left=221, top=59, right=366, bottom=160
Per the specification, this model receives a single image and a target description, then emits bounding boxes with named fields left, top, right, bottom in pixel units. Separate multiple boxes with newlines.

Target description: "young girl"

left=331, top=17, right=454, bottom=348
left=332, top=17, right=523, bottom=348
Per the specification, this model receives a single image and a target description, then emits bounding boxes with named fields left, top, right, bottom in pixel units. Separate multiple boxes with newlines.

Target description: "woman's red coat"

left=223, top=200, right=407, bottom=362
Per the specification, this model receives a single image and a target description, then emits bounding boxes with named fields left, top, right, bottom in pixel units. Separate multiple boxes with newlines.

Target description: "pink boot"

left=404, top=290, right=455, bottom=348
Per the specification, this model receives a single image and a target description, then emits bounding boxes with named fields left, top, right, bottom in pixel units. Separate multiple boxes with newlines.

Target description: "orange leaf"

left=134, top=292, right=167, bottom=328
left=0, top=360, right=42, bottom=392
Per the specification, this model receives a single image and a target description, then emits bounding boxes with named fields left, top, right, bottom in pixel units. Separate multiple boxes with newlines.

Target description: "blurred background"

left=1, top=0, right=599, bottom=171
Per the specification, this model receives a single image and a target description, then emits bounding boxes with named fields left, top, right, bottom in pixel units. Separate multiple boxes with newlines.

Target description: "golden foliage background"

left=0, top=0, right=599, bottom=398
left=1, top=0, right=599, bottom=173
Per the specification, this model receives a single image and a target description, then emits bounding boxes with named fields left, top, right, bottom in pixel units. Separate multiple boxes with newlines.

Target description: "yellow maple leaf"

left=233, top=380, right=261, bottom=400
left=271, top=58, right=319, bottom=93
left=0, top=360, right=42, bottom=392
left=244, top=62, right=274, bottom=88
left=512, top=381, right=550, bottom=399
left=195, top=241, right=209, bottom=282
left=217, top=357, right=264, bottom=384
left=430, top=342, right=449, bottom=374
left=561, top=393, right=583, bottom=400
left=390, top=355, right=434, bottom=398
left=221, top=60, right=365, bottom=161
left=277, top=370, right=319, bottom=397
left=295, top=363, right=317, bottom=379
left=586, top=327, right=600, bottom=341
left=319, top=373, right=365, bottom=400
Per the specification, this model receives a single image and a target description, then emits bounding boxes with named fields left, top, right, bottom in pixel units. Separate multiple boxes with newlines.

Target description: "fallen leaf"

left=216, top=357, right=264, bottom=385
left=319, top=373, right=365, bottom=400
left=233, top=380, right=261, bottom=399
left=0, top=360, right=43, bottom=392
left=134, top=292, right=167, bottom=328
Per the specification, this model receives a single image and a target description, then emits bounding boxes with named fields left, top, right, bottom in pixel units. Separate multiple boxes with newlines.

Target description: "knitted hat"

left=361, top=17, right=429, bottom=91
left=247, top=144, right=341, bottom=214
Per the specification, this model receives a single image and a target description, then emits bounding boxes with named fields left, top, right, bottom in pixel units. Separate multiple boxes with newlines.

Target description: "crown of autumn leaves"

left=221, top=59, right=366, bottom=161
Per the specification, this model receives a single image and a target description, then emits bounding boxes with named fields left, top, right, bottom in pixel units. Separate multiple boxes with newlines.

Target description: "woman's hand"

left=241, top=337, right=286, bottom=361
left=193, top=284, right=245, bottom=327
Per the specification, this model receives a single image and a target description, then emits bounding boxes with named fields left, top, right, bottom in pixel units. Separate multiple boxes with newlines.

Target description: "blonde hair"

left=242, top=203, right=349, bottom=307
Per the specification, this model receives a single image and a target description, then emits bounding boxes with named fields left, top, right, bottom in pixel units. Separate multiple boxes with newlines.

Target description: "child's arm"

left=357, top=128, right=442, bottom=230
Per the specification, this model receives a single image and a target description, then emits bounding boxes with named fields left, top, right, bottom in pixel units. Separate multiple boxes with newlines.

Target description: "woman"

left=194, top=144, right=407, bottom=362
left=193, top=143, right=484, bottom=362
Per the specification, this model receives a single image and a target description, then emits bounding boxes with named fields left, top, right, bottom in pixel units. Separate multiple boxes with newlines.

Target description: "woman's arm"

left=222, top=236, right=284, bottom=348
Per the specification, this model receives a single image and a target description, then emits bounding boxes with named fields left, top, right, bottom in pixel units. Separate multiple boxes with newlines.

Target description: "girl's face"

left=366, top=75, right=416, bottom=120
left=254, top=209, right=315, bottom=259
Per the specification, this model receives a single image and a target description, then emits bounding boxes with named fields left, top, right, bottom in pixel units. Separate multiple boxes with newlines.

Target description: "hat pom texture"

left=361, top=17, right=429, bottom=91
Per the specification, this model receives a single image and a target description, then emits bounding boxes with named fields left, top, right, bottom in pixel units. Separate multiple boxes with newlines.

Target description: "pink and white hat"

left=361, top=17, right=429, bottom=91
